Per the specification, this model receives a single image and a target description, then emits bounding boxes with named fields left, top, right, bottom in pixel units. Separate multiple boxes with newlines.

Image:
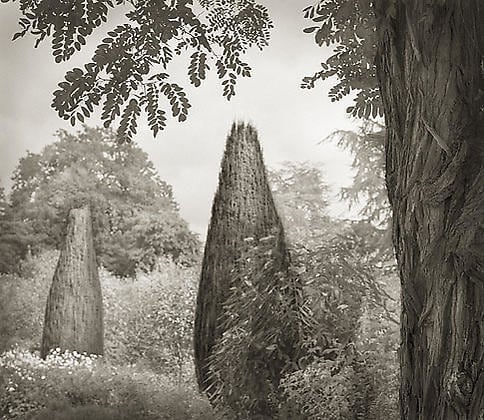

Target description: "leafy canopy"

left=301, top=0, right=382, bottom=120
left=5, top=0, right=272, bottom=142
left=4, top=0, right=391, bottom=140
left=9, top=126, right=200, bottom=276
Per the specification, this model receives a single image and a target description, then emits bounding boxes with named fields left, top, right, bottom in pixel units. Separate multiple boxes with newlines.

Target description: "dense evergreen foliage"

left=194, top=122, right=302, bottom=417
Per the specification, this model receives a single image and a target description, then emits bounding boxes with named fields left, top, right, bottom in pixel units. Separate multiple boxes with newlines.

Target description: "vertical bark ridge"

left=375, top=0, right=483, bottom=418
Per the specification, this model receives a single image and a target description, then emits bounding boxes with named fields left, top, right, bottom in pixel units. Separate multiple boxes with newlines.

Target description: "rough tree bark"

left=41, top=205, right=104, bottom=358
left=194, top=122, right=290, bottom=395
left=374, top=1, right=484, bottom=418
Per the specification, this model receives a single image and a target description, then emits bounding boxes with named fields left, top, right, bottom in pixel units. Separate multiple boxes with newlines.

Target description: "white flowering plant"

left=0, top=347, right=99, bottom=418
left=0, top=347, right=215, bottom=419
left=2, top=252, right=198, bottom=382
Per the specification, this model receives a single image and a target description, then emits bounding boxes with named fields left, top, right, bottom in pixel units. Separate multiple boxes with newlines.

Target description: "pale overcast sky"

left=0, top=1, right=359, bottom=236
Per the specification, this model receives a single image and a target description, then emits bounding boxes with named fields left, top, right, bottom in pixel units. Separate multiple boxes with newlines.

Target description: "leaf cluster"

left=279, top=352, right=354, bottom=420
left=6, top=0, right=272, bottom=141
left=294, top=228, right=397, bottom=343
left=206, top=234, right=311, bottom=418
left=302, top=0, right=382, bottom=120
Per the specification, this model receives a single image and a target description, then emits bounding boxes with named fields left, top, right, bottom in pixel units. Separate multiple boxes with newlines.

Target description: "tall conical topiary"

left=41, top=205, right=103, bottom=358
left=194, top=122, right=293, bottom=397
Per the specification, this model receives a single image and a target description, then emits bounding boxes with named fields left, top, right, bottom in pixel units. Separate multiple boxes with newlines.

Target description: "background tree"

left=268, top=159, right=398, bottom=332
left=303, top=1, right=484, bottom=417
left=268, top=162, right=333, bottom=244
left=41, top=206, right=103, bottom=358
left=0, top=183, right=33, bottom=274
left=329, top=121, right=388, bottom=226
left=263, top=159, right=399, bottom=418
left=9, top=125, right=200, bottom=277
left=326, top=121, right=394, bottom=264
left=194, top=122, right=299, bottom=417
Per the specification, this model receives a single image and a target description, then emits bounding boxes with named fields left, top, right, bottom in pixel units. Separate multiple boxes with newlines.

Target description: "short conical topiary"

left=194, top=122, right=291, bottom=394
left=41, top=205, right=104, bottom=358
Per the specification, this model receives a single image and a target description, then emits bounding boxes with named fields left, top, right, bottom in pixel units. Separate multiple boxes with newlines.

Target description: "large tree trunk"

left=374, top=1, right=484, bottom=418
left=194, top=122, right=290, bottom=397
left=41, top=205, right=103, bottom=358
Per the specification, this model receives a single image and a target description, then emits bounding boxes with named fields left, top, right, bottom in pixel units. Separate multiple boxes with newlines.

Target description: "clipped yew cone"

left=40, top=205, right=103, bottom=358
left=194, top=122, right=290, bottom=394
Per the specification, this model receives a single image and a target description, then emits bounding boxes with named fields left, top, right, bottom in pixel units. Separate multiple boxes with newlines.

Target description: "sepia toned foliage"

left=268, top=162, right=333, bottom=244
left=0, top=215, right=32, bottom=275
left=206, top=235, right=308, bottom=418
left=328, top=122, right=388, bottom=226
left=301, top=0, right=381, bottom=120
left=4, top=0, right=483, bottom=417
left=41, top=206, right=103, bottom=358
left=4, top=0, right=272, bottom=141
left=8, top=126, right=199, bottom=277
left=0, top=251, right=58, bottom=354
left=101, top=261, right=198, bottom=381
left=327, top=121, right=393, bottom=260
left=0, top=348, right=215, bottom=419
left=0, top=182, right=36, bottom=274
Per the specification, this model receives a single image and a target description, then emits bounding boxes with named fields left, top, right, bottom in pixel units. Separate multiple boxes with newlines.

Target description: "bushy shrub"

left=354, top=302, right=400, bottom=419
left=280, top=353, right=354, bottom=420
left=0, top=251, right=58, bottom=353
left=1, top=251, right=197, bottom=381
left=102, top=258, right=197, bottom=379
left=279, top=345, right=398, bottom=420
left=282, top=234, right=399, bottom=419
left=0, top=348, right=216, bottom=419
left=356, top=353, right=399, bottom=420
